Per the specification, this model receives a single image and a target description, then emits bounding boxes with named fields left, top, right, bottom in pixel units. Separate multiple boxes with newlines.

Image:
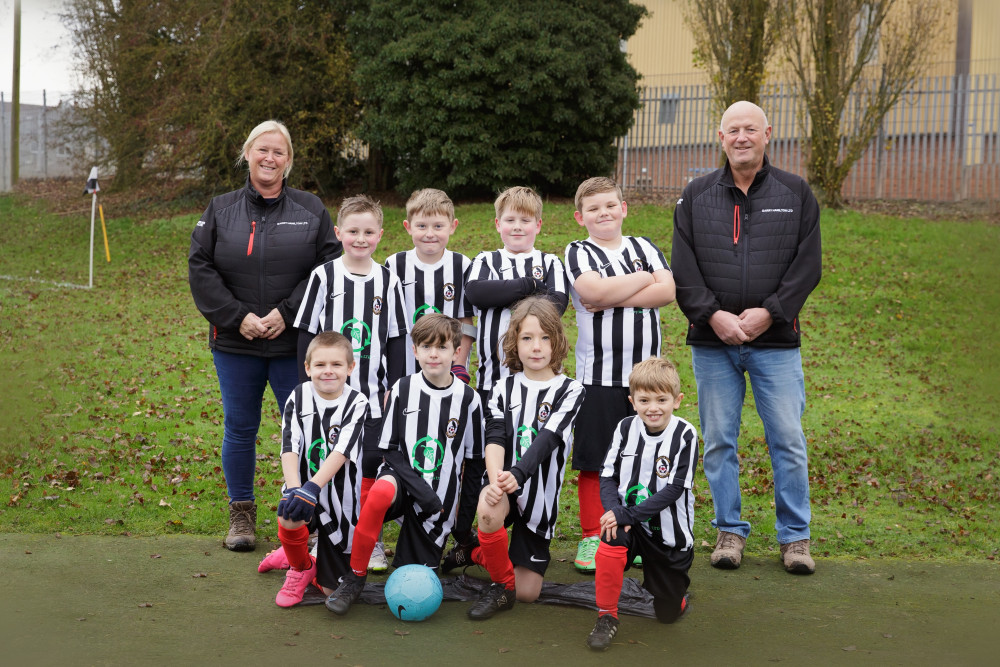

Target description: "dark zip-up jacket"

left=188, top=179, right=341, bottom=357
left=671, top=156, right=821, bottom=348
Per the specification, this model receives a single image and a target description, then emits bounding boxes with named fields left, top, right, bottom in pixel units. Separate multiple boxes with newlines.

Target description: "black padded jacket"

left=671, top=156, right=821, bottom=348
left=188, top=179, right=341, bottom=357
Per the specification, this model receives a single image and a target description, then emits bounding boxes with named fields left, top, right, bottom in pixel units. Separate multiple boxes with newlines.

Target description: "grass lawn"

left=1, top=190, right=997, bottom=563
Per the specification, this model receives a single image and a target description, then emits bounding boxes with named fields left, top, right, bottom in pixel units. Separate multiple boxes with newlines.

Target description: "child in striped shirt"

left=586, top=357, right=698, bottom=650
left=458, top=297, right=585, bottom=620
left=564, top=176, right=675, bottom=573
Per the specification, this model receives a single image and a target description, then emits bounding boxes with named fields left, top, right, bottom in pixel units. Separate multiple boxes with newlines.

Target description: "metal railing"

left=615, top=74, right=999, bottom=202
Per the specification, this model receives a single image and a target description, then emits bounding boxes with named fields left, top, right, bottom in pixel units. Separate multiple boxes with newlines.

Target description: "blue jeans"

left=213, top=350, right=299, bottom=503
left=691, top=346, right=811, bottom=544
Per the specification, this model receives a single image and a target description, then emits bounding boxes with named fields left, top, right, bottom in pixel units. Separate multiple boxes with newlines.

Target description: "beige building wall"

left=625, top=0, right=999, bottom=83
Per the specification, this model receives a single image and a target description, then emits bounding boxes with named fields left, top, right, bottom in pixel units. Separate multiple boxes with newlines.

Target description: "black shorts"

left=378, top=472, right=445, bottom=570
left=361, top=415, right=385, bottom=478
left=572, top=385, right=635, bottom=470
left=479, top=478, right=553, bottom=577
left=504, top=504, right=552, bottom=577
left=604, top=526, right=693, bottom=623
left=308, top=514, right=352, bottom=591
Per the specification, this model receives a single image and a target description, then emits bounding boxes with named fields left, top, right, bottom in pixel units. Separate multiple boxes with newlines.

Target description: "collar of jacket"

left=244, top=176, right=288, bottom=206
left=719, top=154, right=772, bottom=191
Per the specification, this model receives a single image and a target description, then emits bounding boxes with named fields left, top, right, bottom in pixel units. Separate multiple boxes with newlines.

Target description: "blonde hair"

left=501, top=297, right=568, bottom=375
left=494, top=186, right=542, bottom=220
left=406, top=188, right=455, bottom=222
left=629, top=357, right=681, bottom=397
left=305, top=331, right=354, bottom=365
left=337, top=194, right=383, bottom=228
left=574, top=176, right=622, bottom=211
left=237, top=120, right=294, bottom=179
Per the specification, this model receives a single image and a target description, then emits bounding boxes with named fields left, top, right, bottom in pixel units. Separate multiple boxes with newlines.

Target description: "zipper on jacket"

left=247, top=220, right=256, bottom=256
left=733, top=204, right=740, bottom=245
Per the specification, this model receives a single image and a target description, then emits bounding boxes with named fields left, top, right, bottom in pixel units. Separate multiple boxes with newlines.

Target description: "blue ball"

left=384, top=564, right=443, bottom=622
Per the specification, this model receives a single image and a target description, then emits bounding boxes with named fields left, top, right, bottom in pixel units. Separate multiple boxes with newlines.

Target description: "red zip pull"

left=247, top=220, right=256, bottom=256
left=733, top=205, right=740, bottom=245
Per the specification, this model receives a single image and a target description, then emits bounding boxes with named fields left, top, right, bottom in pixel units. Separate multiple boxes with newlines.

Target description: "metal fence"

left=615, top=74, right=999, bottom=202
left=0, top=93, right=75, bottom=192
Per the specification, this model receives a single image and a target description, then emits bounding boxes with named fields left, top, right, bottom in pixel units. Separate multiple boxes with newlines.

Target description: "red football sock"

left=578, top=471, right=603, bottom=538
left=594, top=542, right=628, bottom=619
left=359, top=476, right=376, bottom=509
left=278, top=524, right=312, bottom=572
left=476, top=527, right=515, bottom=590
left=349, top=479, right=394, bottom=576
left=470, top=546, right=485, bottom=567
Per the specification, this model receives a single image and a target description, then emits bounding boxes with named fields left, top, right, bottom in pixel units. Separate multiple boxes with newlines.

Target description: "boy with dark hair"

left=293, top=193, right=409, bottom=572
left=259, top=331, right=369, bottom=608
left=324, top=314, right=485, bottom=615
left=587, top=357, right=698, bottom=650
left=564, top=177, right=675, bottom=572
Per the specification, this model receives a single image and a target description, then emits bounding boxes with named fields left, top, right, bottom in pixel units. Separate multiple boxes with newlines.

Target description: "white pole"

left=89, top=191, right=96, bottom=288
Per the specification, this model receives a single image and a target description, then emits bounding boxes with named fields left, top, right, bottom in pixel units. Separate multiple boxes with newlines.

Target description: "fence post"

left=43, top=89, right=48, bottom=178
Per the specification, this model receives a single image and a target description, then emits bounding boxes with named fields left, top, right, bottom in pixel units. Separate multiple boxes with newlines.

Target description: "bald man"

left=671, top=101, right=822, bottom=575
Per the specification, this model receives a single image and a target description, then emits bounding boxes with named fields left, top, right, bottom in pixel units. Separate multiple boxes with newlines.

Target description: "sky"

left=0, top=0, right=75, bottom=106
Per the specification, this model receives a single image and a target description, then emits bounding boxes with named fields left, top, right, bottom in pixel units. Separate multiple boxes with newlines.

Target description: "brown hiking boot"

left=710, top=531, right=746, bottom=569
left=224, top=500, right=257, bottom=552
left=780, top=539, right=815, bottom=574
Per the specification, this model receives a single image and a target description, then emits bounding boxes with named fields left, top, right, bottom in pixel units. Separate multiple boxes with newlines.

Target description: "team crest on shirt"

left=446, top=418, right=460, bottom=439
left=340, top=319, right=373, bottom=352
left=443, top=283, right=456, bottom=301
left=632, top=258, right=646, bottom=272
left=328, top=424, right=341, bottom=443
left=537, top=402, right=552, bottom=422
left=412, top=436, right=445, bottom=473
left=372, top=296, right=384, bottom=315
left=531, top=265, right=544, bottom=280
left=655, top=455, right=671, bottom=478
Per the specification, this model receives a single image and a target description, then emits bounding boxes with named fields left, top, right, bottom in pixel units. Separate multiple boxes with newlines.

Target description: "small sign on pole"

left=84, top=166, right=100, bottom=288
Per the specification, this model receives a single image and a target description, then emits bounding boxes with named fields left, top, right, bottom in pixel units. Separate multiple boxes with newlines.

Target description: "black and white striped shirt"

left=565, top=236, right=669, bottom=386
left=281, top=382, right=369, bottom=553
left=468, top=248, right=568, bottom=392
left=378, top=373, right=485, bottom=548
left=293, top=257, right=408, bottom=417
left=487, top=373, right=585, bottom=539
left=601, top=414, right=698, bottom=550
left=384, top=249, right=474, bottom=374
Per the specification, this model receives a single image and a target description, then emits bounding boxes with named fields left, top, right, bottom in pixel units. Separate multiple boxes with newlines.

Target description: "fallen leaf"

left=498, top=648, right=510, bottom=653
left=77, top=617, right=86, bottom=622
left=24, top=550, right=32, bottom=554
left=842, top=645, right=857, bottom=652
left=394, top=630, right=410, bottom=637
left=158, top=498, right=171, bottom=507
left=330, top=634, right=344, bottom=640
left=150, top=554, right=162, bottom=559
left=138, top=602, right=153, bottom=608
left=472, top=630, right=483, bottom=635
left=192, top=573, right=207, bottom=578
